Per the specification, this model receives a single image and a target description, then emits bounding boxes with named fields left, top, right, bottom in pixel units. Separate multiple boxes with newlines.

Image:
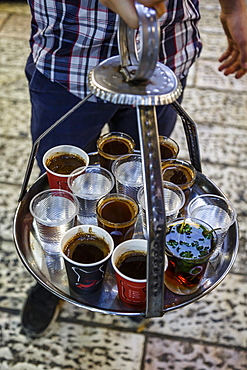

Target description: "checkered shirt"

left=28, top=0, right=202, bottom=101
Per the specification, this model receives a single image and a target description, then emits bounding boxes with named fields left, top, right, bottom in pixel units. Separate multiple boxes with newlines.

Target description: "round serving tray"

left=13, top=155, right=238, bottom=317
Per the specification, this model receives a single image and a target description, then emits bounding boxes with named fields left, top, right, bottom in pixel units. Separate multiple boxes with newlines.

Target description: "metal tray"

left=13, top=161, right=238, bottom=317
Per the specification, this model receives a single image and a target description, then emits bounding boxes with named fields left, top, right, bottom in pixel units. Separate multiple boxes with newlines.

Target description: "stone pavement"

left=0, top=1, right=246, bottom=369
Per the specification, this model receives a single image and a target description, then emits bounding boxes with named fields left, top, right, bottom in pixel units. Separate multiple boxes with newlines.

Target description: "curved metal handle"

left=117, top=2, right=159, bottom=82
left=18, top=93, right=93, bottom=202
left=171, top=101, right=202, bottom=173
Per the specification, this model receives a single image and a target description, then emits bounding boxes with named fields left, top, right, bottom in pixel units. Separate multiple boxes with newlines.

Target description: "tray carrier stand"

left=14, top=4, right=238, bottom=319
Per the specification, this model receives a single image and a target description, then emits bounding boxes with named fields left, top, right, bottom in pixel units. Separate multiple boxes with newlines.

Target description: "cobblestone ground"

left=0, top=1, right=246, bottom=369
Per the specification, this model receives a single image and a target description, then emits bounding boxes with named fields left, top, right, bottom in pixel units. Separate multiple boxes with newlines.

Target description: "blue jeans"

left=25, top=54, right=186, bottom=172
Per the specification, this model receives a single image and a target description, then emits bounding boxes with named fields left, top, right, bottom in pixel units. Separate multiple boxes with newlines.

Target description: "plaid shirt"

left=28, top=0, right=202, bottom=101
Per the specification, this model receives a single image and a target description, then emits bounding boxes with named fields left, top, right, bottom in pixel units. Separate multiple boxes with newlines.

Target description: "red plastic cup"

left=111, top=239, right=148, bottom=310
left=43, top=145, right=89, bottom=191
left=112, top=239, right=168, bottom=309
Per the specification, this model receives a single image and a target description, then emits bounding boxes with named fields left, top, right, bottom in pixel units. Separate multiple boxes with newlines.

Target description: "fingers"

left=218, top=49, right=238, bottom=68
left=99, top=0, right=166, bottom=29
left=238, top=40, right=247, bottom=70
left=153, top=3, right=166, bottom=18
left=138, top=0, right=166, bottom=17
left=234, top=68, right=247, bottom=79
left=218, top=45, right=247, bottom=78
left=99, top=0, right=139, bottom=28
left=218, top=49, right=232, bottom=63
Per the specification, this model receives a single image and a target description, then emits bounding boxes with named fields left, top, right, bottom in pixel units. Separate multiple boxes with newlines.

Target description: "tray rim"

left=13, top=171, right=239, bottom=317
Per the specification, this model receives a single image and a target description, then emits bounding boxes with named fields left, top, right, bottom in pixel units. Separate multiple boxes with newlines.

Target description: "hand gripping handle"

left=117, top=2, right=159, bottom=82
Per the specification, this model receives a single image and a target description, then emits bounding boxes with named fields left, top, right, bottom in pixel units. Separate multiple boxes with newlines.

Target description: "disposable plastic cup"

left=162, top=158, right=196, bottom=191
left=96, top=193, right=139, bottom=247
left=60, top=225, right=114, bottom=295
left=30, top=189, right=79, bottom=255
left=111, top=153, right=143, bottom=202
left=111, top=239, right=148, bottom=310
left=97, top=131, right=135, bottom=171
left=112, top=239, right=168, bottom=309
left=187, top=194, right=236, bottom=252
left=43, top=145, right=89, bottom=191
left=68, top=166, right=114, bottom=225
left=159, top=135, right=179, bottom=161
left=137, top=181, right=185, bottom=238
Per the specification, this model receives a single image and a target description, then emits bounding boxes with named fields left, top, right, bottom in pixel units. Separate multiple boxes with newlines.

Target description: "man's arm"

left=218, top=0, right=247, bottom=78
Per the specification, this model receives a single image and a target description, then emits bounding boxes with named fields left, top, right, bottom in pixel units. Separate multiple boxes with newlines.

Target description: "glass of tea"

left=162, top=158, right=196, bottom=191
left=159, top=136, right=179, bottom=161
left=164, top=217, right=217, bottom=295
left=43, top=145, right=89, bottom=191
left=111, top=239, right=147, bottom=309
left=97, top=132, right=135, bottom=171
left=60, top=225, right=114, bottom=295
left=96, top=193, right=139, bottom=247
left=137, top=181, right=185, bottom=239
left=111, top=153, right=143, bottom=201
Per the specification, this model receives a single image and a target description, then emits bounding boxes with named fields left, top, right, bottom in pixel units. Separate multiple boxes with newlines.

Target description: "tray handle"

left=117, top=2, right=159, bottom=82
left=171, top=101, right=202, bottom=173
left=18, top=93, right=93, bottom=202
